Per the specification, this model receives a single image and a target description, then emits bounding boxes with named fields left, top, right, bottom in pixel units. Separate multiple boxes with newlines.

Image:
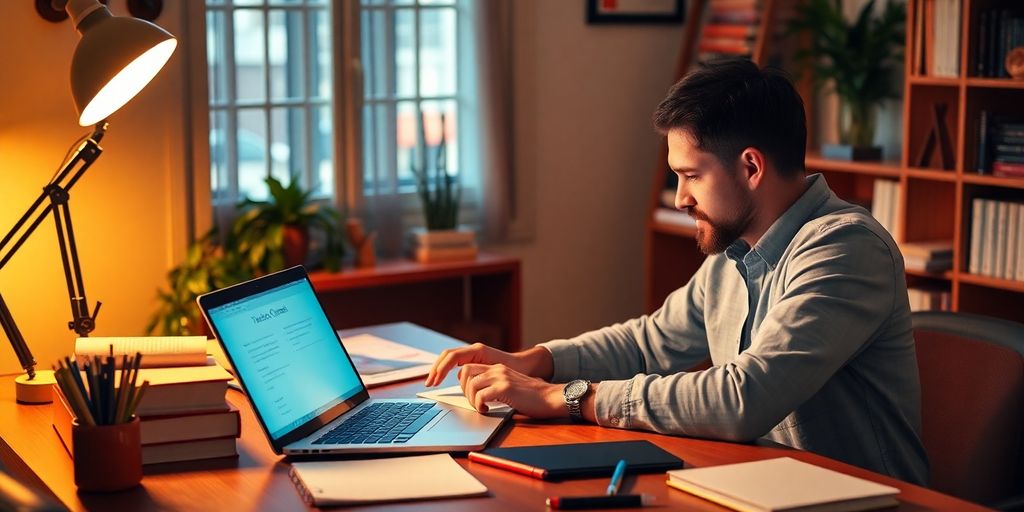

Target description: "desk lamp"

left=3, top=0, right=176, bottom=403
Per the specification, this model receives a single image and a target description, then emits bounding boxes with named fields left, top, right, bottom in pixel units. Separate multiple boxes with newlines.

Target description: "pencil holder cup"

left=71, top=416, right=142, bottom=492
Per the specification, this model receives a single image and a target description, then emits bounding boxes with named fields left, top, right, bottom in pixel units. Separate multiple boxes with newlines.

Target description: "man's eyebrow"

left=670, top=166, right=699, bottom=173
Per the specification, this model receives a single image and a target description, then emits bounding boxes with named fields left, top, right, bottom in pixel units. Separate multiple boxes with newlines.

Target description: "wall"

left=0, top=3, right=190, bottom=374
left=495, top=0, right=683, bottom=345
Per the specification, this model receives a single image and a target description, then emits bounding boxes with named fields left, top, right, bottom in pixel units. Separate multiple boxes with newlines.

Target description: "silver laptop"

left=197, top=265, right=510, bottom=456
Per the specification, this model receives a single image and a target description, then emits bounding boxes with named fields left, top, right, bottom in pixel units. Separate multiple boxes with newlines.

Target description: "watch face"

left=565, top=379, right=589, bottom=400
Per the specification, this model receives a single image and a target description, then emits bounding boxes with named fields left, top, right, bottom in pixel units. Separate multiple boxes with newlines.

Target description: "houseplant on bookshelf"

left=788, top=0, right=906, bottom=161
left=233, top=175, right=345, bottom=272
left=409, top=112, right=477, bottom=263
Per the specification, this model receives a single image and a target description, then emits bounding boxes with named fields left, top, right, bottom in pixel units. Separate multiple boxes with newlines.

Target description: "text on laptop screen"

left=207, top=279, right=362, bottom=439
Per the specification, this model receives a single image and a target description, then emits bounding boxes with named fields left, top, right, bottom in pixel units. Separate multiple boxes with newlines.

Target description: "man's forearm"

left=517, top=346, right=554, bottom=381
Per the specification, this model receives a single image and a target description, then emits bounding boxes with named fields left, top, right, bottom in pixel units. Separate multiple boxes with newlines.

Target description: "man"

left=425, top=59, right=928, bottom=485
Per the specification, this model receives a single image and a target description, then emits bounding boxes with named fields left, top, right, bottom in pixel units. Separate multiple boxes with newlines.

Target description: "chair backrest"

left=911, top=311, right=1024, bottom=505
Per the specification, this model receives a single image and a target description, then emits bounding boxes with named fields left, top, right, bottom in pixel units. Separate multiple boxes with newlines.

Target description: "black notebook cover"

left=473, top=440, right=683, bottom=480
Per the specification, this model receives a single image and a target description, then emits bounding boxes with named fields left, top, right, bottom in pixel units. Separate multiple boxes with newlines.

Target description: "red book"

left=993, top=161, right=1024, bottom=175
left=699, top=41, right=753, bottom=55
left=703, top=23, right=757, bottom=39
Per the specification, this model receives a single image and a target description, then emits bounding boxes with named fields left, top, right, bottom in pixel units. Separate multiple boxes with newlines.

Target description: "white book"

left=982, top=199, right=998, bottom=277
left=75, top=336, right=208, bottom=368
left=952, top=0, right=961, bottom=77
left=969, top=198, right=984, bottom=275
left=1017, top=203, right=1024, bottom=282
left=995, top=201, right=1009, bottom=279
left=1006, top=202, right=1020, bottom=280
left=289, top=454, right=488, bottom=506
left=891, top=180, right=903, bottom=242
left=666, top=457, right=899, bottom=512
left=871, top=180, right=886, bottom=230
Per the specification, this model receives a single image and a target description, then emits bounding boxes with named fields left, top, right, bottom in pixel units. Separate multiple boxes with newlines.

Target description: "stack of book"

left=969, top=198, right=1024, bottom=281
left=911, top=0, right=961, bottom=77
left=899, top=240, right=953, bottom=273
left=977, top=111, right=1024, bottom=177
left=53, top=337, right=240, bottom=465
left=974, top=9, right=1024, bottom=78
left=870, top=179, right=902, bottom=240
left=907, top=286, right=952, bottom=312
left=409, top=228, right=478, bottom=263
left=697, top=0, right=761, bottom=61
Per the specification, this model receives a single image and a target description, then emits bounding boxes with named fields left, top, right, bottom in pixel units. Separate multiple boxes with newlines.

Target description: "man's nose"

left=675, top=182, right=695, bottom=211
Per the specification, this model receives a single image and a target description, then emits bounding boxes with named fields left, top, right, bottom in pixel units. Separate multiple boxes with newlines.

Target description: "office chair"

left=911, top=311, right=1024, bottom=509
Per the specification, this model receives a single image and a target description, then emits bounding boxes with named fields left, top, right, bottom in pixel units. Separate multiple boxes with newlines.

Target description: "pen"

left=468, top=451, right=549, bottom=479
left=547, top=494, right=655, bottom=510
left=607, top=459, right=626, bottom=495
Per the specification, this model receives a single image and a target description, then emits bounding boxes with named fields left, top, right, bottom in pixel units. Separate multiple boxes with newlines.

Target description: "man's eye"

left=684, top=174, right=698, bottom=181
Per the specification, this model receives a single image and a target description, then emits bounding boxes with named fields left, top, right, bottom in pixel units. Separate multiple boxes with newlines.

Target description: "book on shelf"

left=408, top=227, right=476, bottom=249
left=654, top=208, right=698, bottom=229
left=907, top=286, right=952, bottom=312
left=975, top=112, right=1024, bottom=175
left=900, top=240, right=953, bottom=273
left=666, top=457, right=899, bottom=512
left=914, top=0, right=961, bottom=77
left=413, top=244, right=479, bottom=263
left=75, top=336, right=209, bottom=368
left=142, top=437, right=238, bottom=465
left=975, top=8, right=1024, bottom=78
left=870, top=179, right=901, bottom=240
left=903, top=256, right=953, bottom=273
left=969, top=198, right=1023, bottom=281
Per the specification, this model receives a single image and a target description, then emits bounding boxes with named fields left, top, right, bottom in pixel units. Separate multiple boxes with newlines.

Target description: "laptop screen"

left=206, top=276, right=363, bottom=440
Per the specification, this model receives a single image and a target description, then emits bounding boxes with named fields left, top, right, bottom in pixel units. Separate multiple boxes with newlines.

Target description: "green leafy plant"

left=411, top=113, right=460, bottom=230
left=233, top=175, right=344, bottom=273
left=787, top=0, right=906, bottom=147
left=146, top=231, right=253, bottom=336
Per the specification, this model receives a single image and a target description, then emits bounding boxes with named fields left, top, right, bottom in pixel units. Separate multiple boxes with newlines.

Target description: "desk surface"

left=0, top=323, right=987, bottom=511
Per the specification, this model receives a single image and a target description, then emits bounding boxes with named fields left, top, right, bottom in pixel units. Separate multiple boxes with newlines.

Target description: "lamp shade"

left=70, top=6, right=177, bottom=126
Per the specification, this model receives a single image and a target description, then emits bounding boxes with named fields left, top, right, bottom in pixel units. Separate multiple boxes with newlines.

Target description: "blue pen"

left=606, top=459, right=627, bottom=496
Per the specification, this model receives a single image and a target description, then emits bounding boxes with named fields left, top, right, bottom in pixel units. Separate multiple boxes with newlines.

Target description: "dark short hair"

left=652, top=59, right=806, bottom=179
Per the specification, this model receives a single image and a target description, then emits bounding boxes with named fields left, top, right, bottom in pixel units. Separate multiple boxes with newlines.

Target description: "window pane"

left=310, top=9, right=332, bottom=100
left=269, top=10, right=305, bottom=100
left=394, top=8, right=416, bottom=98
left=312, top=105, right=334, bottom=197
left=419, top=7, right=456, bottom=97
left=207, top=11, right=229, bottom=105
left=268, top=0, right=301, bottom=4
left=362, top=9, right=389, bottom=99
left=234, top=0, right=262, bottom=5
left=395, top=100, right=417, bottom=190
left=210, top=109, right=230, bottom=202
left=270, top=107, right=305, bottom=186
left=234, top=9, right=266, bottom=102
left=363, top=102, right=393, bottom=194
left=237, top=109, right=269, bottom=200
left=419, top=0, right=454, bottom=6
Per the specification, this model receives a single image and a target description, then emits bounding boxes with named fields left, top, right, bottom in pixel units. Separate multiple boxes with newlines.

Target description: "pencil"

left=56, top=366, right=96, bottom=426
left=114, top=354, right=130, bottom=424
left=127, top=380, right=150, bottom=419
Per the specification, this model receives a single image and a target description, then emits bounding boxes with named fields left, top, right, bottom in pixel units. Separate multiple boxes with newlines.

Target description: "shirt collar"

left=727, top=173, right=831, bottom=270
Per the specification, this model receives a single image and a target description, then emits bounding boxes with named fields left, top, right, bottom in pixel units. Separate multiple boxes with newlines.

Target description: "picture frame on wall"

left=586, top=0, right=685, bottom=24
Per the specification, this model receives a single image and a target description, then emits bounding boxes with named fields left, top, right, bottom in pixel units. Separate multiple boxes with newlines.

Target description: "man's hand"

left=458, top=363, right=565, bottom=417
left=424, top=344, right=553, bottom=387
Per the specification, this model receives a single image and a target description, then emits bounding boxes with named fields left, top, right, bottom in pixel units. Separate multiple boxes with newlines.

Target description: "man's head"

left=653, top=59, right=807, bottom=254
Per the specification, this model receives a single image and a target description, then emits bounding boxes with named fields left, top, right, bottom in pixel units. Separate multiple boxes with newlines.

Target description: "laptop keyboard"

left=312, top=402, right=440, bottom=445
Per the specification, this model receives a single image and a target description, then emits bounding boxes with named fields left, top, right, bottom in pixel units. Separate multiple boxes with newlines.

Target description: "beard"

left=690, top=203, right=752, bottom=255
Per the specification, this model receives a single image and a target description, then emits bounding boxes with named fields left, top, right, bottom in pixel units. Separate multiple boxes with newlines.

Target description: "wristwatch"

left=563, top=379, right=591, bottom=422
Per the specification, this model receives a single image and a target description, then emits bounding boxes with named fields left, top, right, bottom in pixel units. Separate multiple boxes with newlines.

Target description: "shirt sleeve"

left=589, top=223, right=901, bottom=440
left=537, top=256, right=712, bottom=384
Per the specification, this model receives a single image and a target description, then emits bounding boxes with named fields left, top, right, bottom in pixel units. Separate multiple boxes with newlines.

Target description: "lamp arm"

left=0, top=123, right=107, bottom=378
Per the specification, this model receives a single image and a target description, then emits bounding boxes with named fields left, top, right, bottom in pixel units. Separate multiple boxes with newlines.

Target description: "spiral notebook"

left=288, top=454, right=488, bottom=506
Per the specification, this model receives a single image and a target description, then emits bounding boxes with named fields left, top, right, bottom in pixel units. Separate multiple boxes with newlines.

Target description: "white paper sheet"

left=341, top=333, right=438, bottom=387
left=417, top=385, right=513, bottom=413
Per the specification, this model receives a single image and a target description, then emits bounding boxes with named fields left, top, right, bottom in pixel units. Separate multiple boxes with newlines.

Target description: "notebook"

left=468, top=440, right=683, bottom=480
left=666, top=457, right=900, bottom=512
left=288, top=454, right=488, bottom=506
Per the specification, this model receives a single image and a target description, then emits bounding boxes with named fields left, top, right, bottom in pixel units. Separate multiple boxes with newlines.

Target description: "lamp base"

left=15, top=370, right=56, bottom=404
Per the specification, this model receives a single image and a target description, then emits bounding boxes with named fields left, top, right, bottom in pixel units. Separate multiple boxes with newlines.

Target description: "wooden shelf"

left=905, top=168, right=958, bottom=181
left=957, top=272, right=1024, bottom=293
left=907, top=75, right=961, bottom=87
left=961, top=173, right=1024, bottom=190
left=904, top=268, right=954, bottom=280
left=965, top=78, right=1024, bottom=90
left=651, top=220, right=696, bottom=238
left=805, top=152, right=901, bottom=177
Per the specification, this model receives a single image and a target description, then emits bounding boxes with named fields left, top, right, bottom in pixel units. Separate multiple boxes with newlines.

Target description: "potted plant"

left=233, top=175, right=345, bottom=273
left=409, top=112, right=476, bottom=263
left=146, top=231, right=252, bottom=336
left=788, top=0, right=906, bottom=161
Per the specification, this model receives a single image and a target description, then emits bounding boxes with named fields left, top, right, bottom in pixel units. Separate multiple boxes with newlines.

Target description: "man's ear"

left=739, top=147, right=767, bottom=190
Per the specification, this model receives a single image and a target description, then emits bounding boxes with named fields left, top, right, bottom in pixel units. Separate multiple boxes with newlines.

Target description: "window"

left=205, top=0, right=334, bottom=208
left=359, top=0, right=471, bottom=198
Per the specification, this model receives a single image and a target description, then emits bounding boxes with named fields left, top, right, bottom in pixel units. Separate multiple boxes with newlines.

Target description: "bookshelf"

left=644, top=0, right=1024, bottom=322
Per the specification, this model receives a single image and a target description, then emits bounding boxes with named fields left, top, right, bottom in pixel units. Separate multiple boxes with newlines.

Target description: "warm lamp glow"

left=78, top=39, right=177, bottom=126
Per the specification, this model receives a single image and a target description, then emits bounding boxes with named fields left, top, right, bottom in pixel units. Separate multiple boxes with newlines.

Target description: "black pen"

left=546, top=494, right=655, bottom=510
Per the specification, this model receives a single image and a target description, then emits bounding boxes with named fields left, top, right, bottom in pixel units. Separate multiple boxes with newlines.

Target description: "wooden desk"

left=0, top=323, right=988, bottom=511
left=310, top=253, right=521, bottom=351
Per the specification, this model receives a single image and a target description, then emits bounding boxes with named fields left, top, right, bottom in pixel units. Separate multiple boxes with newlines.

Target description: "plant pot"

left=828, top=99, right=883, bottom=161
left=72, top=417, right=142, bottom=492
left=282, top=225, right=309, bottom=267
left=410, top=227, right=477, bottom=263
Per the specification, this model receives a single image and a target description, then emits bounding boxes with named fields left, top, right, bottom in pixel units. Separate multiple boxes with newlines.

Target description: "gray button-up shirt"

left=540, top=174, right=929, bottom=485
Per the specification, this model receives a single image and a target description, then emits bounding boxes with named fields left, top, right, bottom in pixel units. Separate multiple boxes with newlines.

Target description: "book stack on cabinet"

left=698, top=0, right=763, bottom=61
left=647, top=0, right=1024, bottom=323
left=53, top=337, right=240, bottom=465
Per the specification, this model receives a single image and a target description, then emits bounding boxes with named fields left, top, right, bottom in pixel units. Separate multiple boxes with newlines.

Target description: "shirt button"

left=610, top=417, right=619, bottom=425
